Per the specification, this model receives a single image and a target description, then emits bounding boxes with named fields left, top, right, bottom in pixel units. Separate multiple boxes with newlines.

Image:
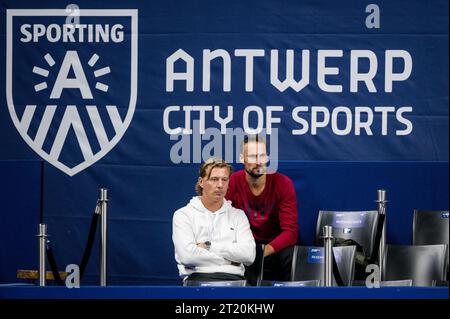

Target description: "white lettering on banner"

left=164, top=48, right=415, bottom=139
left=20, top=23, right=124, bottom=43
left=164, top=105, right=284, bottom=136
left=166, top=49, right=194, bottom=92
left=351, top=50, right=378, bottom=92
left=243, top=105, right=264, bottom=134
left=163, top=105, right=413, bottom=137
left=50, top=50, right=93, bottom=99
left=318, top=50, right=343, bottom=93
left=292, top=106, right=413, bottom=136
left=203, top=49, right=231, bottom=92
left=166, top=49, right=413, bottom=93
left=234, top=49, right=265, bottom=92
left=271, top=50, right=310, bottom=92
left=385, top=50, right=413, bottom=93
left=355, top=107, right=374, bottom=135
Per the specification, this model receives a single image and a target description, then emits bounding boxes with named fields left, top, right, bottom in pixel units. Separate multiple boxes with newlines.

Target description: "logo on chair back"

left=6, top=9, right=138, bottom=176
left=333, top=212, right=366, bottom=229
left=307, top=248, right=324, bottom=264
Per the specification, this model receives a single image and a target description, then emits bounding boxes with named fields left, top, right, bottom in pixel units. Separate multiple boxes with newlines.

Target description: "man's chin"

left=246, top=168, right=265, bottom=178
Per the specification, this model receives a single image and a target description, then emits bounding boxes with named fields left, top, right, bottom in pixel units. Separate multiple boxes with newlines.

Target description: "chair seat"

left=272, top=280, right=320, bottom=287
left=432, top=280, right=449, bottom=287
left=183, top=280, right=247, bottom=287
left=383, top=244, right=447, bottom=286
left=352, top=279, right=413, bottom=287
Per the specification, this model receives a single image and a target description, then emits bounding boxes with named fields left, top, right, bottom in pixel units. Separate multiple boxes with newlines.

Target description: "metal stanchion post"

left=376, top=189, right=387, bottom=280
left=323, top=225, right=334, bottom=287
left=99, top=188, right=108, bottom=287
left=37, top=224, right=47, bottom=287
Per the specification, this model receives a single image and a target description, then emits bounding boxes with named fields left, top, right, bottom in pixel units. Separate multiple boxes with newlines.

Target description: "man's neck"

left=200, top=197, right=223, bottom=213
left=245, top=172, right=266, bottom=195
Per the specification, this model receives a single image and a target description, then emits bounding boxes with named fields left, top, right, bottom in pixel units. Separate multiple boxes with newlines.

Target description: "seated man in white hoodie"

left=172, top=157, right=256, bottom=283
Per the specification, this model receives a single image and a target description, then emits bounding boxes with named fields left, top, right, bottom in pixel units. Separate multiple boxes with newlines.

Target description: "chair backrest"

left=272, top=280, right=320, bottom=287
left=291, top=246, right=356, bottom=286
left=316, top=210, right=379, bottom=258
left=256, top=244, right=265, bottom=285
left=413, top=210, right=449, bottom=246
left=383, top=244, right=447, bottom=286
left=240, top=243, right=265, bottom=286
left=334, top=246, right=357, bottom=285
left=413, top=210, right=449, bottom=279
left=183, top=280, right=247, bottom=287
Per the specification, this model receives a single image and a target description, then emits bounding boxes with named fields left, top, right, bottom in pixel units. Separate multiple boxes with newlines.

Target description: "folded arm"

left=173, top=211, right=226, bottom=267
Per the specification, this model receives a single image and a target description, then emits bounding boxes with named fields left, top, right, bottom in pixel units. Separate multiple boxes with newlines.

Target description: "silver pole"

left=376, top=189, right=387, bottom=280
left=37, top=223, right=47, bottom=287
left=100, top=188, right=108, bottom=287
left=323, top=225, right=334, bottom=287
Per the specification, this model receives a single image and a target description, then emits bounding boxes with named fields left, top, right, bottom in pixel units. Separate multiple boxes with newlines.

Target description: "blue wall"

left=0, top=161, right=40, bottom=284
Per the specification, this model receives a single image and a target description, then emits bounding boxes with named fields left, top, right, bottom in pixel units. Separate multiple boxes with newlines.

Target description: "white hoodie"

left=172, top=196, right=256, bottom=277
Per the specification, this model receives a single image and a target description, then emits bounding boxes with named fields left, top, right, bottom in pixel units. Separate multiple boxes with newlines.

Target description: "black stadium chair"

left=290, top=245, right=356, bottom=286
left=316, top=210, right=380, bottom=259
left=383, top=244, right=447, bottom=286
left=413, top=210, right=449, bottom=278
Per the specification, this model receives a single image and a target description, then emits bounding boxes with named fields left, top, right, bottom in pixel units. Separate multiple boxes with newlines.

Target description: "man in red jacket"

left=226, top=135, right=298, bottom=285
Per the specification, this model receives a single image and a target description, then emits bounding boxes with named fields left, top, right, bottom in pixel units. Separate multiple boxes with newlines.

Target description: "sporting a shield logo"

left=6, top=9, right=138, bottom=176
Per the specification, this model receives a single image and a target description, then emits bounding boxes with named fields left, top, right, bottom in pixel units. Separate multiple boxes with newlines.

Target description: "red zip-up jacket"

left=225, top=170, right=299, bottom=252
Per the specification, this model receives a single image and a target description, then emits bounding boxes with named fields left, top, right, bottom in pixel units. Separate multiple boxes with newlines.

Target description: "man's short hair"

left=195, top=157, right=233, bottom=195
left=241, top=134, right=267, bottom=152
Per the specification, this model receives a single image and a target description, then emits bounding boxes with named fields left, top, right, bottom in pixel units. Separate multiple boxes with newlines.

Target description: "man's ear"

left=198, top=177, right=204, bottom=189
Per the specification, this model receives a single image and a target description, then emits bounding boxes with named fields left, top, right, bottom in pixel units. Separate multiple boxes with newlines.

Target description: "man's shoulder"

left=268, top=171, right=294, bottom=185
left=230, top=169, right=246, bottom=180
left=173, top=202, right=193, bottom=219
left=227, top=204, right=248, bottom=219
left=268, top=172, right=296, bottom=198
left=228, top=170, right=246, bottom=192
